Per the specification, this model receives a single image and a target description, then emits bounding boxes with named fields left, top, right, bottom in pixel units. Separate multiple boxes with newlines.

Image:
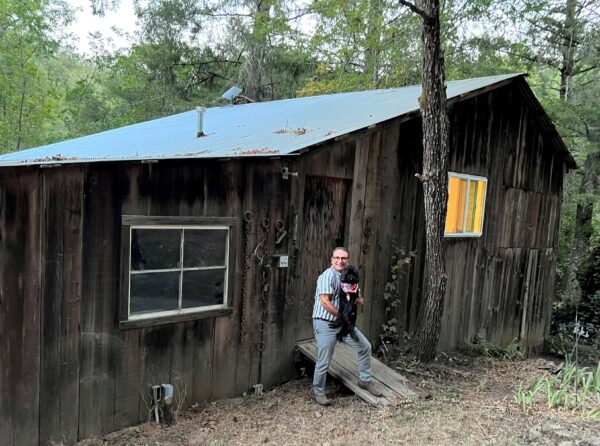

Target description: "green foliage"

left=515, top=377, right=546, bottom=411
left=515, top=361, right=600, bottom=417
left=299, top=0, right=422, bottom=95
left=380, top=245, right=415, bottom=346
left=471, top=337, right=524, bottom=361
left=550, top=243, right=600, bottom=355
left=0, top=0, right=73, bottom=152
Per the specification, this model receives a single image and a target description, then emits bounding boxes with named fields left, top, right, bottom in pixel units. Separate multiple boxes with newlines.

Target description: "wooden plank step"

left=296, top=339, right=418, bottom=406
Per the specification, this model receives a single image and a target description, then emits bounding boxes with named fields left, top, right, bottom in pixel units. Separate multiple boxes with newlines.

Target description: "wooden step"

left=296, top=339, right=418, bottom=406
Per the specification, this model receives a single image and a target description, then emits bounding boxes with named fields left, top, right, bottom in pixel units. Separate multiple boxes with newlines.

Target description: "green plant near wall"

left=380, top=245, right=415, bottom=349
left=472, top=336, right=524, bottom=361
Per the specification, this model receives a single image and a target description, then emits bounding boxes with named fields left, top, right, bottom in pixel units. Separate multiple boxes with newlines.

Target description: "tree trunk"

left=412, top=0, right=450, bottom=361
left=559, top=0, right=577, bottom=100
left=240, top=0, right=270, bottom=102
left=16, top=44, right=26, bottom=151
left=564, top=151, right=600, bottom=303
left=364, top=0, right=383, bottom=87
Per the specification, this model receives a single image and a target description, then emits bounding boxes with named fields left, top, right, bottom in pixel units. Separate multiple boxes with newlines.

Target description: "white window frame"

left=444, top=172, right=488, bottom=238
left=128, top=224, right=230, bottom=321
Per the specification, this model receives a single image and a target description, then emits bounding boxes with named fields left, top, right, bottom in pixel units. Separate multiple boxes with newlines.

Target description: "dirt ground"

left=78, top=354, right=599, bottom=446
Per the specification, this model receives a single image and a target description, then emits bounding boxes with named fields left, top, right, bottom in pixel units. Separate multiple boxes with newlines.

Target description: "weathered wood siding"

left=440, top=83, right=566, bottom=352
left=0, top=158, right=302, bottom=445
left=0, top=168, right=42, bottom=446
left=365, top=82, right=568, bottom=353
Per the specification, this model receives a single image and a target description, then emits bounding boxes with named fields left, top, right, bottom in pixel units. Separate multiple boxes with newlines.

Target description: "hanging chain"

left=240, top=210, right=253, bottom=343
left=256, top=218, right=270, bottom=353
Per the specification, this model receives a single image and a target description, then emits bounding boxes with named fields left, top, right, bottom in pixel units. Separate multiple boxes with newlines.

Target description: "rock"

left=554, top=430, right=574, bottom=439
left=528, top=427, right=541, bottom=441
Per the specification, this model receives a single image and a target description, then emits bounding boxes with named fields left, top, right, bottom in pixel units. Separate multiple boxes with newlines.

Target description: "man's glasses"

left=332, top=256, right=349, bottom=261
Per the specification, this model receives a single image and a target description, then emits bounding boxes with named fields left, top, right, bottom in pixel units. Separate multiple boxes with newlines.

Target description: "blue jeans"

left=312, top=318, right=372, bottom=396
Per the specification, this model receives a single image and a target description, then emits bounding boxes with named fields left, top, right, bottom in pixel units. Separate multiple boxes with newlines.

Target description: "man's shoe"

left=314, top=394, right=331, bottom=406
left=357, top=380, right=383, bottom=397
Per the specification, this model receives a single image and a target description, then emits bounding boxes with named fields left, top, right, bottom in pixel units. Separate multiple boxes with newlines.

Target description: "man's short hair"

left=332, top=246, right=349, bottom=256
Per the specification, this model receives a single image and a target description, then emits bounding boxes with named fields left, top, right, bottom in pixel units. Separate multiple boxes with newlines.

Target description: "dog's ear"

left=344, top=265, right=360, bottom=284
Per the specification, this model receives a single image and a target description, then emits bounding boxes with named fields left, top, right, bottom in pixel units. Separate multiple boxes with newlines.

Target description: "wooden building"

left=0, top=73, right=574, bottom=445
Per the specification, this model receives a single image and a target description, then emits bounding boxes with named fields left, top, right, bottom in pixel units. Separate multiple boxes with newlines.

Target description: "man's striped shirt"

left=312, top=266, right=341, bottom=322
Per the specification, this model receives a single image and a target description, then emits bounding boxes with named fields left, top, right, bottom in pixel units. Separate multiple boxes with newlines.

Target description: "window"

left=445, top=173, right=487, bottom=237
left=121, top=216, right=237, bottom=324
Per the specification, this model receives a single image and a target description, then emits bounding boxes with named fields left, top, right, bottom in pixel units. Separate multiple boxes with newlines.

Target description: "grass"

left=515, top=361, right=600, bottom=417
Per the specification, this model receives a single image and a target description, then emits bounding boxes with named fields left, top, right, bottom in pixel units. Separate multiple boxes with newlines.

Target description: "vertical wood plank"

left=259, top=168, right=290, bottom=389
left=369, top=123, right=400, bottom=344
left=113, top=330, right=142, bottom=428
left=191, top=318, right=215, bottom=403
left=353, top=131, right=382, bottom=338
left=347, top=135, right=371, bottom=285
left=79, top=164, right=120, bottom=439
left=209, top=160, right=242, bottom=400
left=0, top=168, right=42, bottom=446
left=281, top=158, right=304, bottom=382
left=40, top=166, right=83, bottom=445
left=113, top=163, right=148, bottom=430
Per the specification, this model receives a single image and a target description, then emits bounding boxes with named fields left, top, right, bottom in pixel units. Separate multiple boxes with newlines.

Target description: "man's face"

left=331, top=249, right=349, bottom=272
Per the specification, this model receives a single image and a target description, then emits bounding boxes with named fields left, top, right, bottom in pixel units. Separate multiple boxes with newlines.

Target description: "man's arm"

left=320, top=293, right=339, bottom=318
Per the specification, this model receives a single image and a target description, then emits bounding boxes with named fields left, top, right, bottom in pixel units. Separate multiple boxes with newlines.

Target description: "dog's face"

left=340, top=265, right=359, bottom=285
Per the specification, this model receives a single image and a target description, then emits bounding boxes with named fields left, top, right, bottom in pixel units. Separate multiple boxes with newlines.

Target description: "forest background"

left=1, top=0, right=598, bottom=355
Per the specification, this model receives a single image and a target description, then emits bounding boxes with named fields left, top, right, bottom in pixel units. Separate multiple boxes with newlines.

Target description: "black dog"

left=329, top=265, right=360, bottom=342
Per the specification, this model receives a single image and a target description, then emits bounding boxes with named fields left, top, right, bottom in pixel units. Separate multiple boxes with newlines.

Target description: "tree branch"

left=572, top=65, right=598, bottom=77
left=172, top=59, right=243, bottom=68
left=398, top=0, right=431, bottom=21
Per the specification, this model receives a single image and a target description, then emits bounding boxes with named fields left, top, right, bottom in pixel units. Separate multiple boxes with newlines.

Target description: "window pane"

left=474, top=180, right=486, bottom=233
left=456, top=179, right=467, bottom=232
left=445, top=177, right=461, bottom=233
left=183, top=229, right=227, bottom=268
left=466, top=180, right=477, bottom=232
left=131, top=229, right=181, bottom=270
left=130, top=271, right=180, bottom=314
left=182, top=269, right=226, bottom=308
left=445, top=177, right=467, bottom=233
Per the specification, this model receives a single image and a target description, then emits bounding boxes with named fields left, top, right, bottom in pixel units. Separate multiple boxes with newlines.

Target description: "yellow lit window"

left=444, top=173, right=487, bottom=237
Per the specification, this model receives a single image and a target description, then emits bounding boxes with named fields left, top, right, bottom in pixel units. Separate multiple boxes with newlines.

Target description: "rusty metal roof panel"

left=0, top=73, right=523, bottom=167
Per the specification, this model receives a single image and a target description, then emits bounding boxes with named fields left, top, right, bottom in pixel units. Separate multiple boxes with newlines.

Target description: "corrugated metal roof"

left=0, top=73, right=523, bottom=167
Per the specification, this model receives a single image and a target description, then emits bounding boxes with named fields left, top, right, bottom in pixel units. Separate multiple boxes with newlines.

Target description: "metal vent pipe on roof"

left=196, top=106, right=206, bottom=137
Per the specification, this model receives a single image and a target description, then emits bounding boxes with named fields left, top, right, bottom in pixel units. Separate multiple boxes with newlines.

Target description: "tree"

left=0, top=0, right=73, bottom=152
left=92, top=0, right=316, bottom=103
left=300, top=0, right=423, bottom=95
left=399, top=0, right=450, bottom=361
left=197, top=0, right=315, bottom=101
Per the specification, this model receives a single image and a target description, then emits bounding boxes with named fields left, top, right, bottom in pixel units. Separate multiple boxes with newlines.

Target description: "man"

left=312, top=247, right=383, bottom=405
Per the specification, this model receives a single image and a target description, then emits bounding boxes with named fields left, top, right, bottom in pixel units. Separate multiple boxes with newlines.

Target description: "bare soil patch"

left=78, top=355, right=599, bottom=446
